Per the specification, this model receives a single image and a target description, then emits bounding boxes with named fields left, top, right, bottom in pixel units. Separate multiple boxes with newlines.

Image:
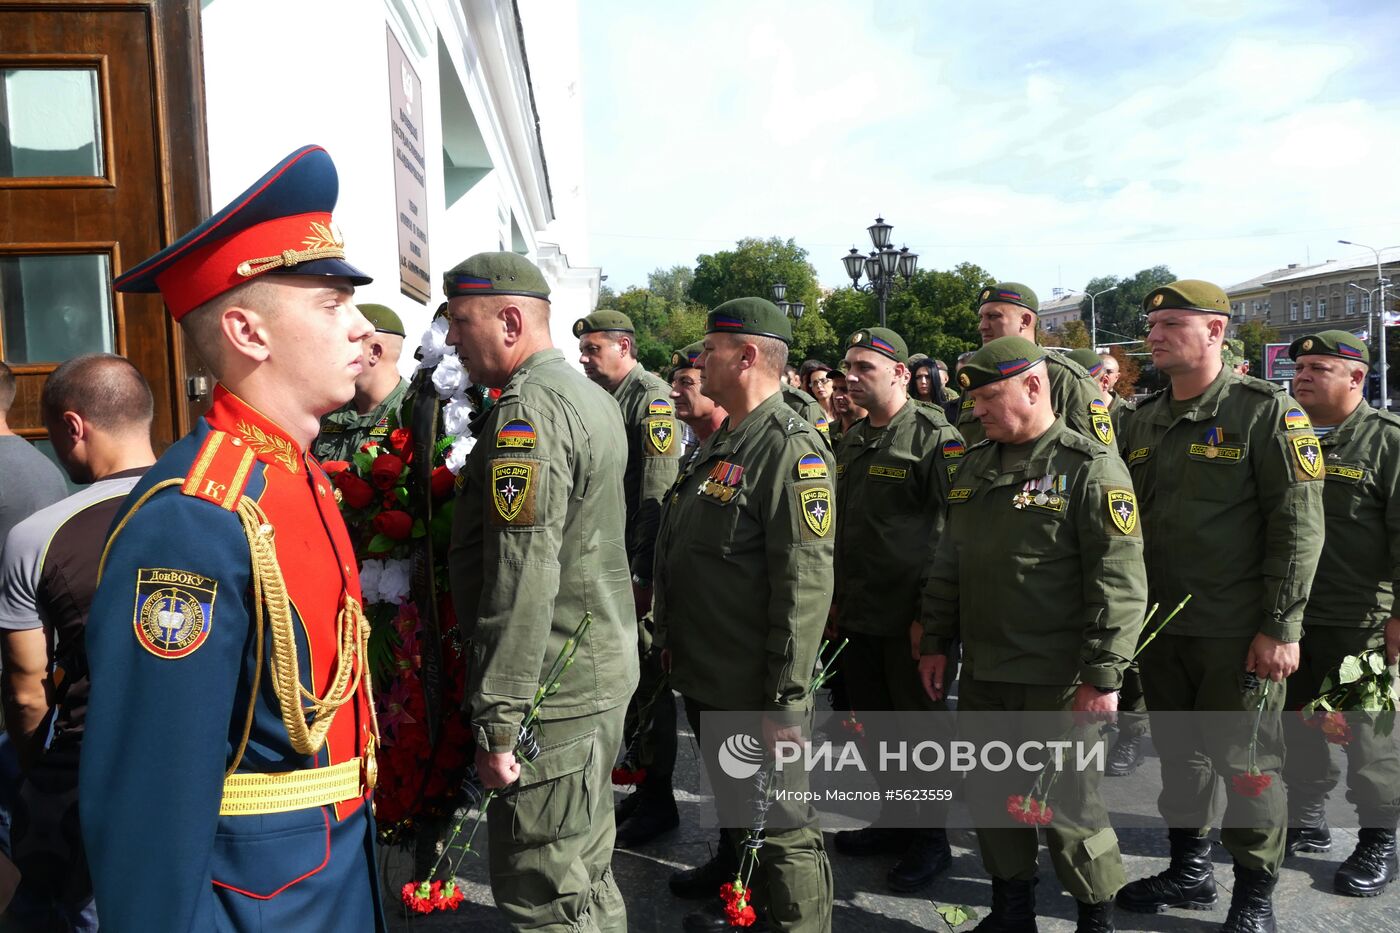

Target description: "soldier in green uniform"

left=311, top=303, right=408, bottom=461
left=654, top=297, right=835, bottom=933
left=826, top=367, right=865, bottom=447
left=1282, top=329, right=1400, bottom=895
left=955, top=283, right=1112, bottom=451
left=1096, top=351, right=1135, bottom=431
left=444, top=252, right=637, bottom=932
left=830, top=327, right=962, bottom=892
left=1067, top=348, right=1147, bottom=776
left=574, top=309, right=684, bottom=848
left=781, top=363, right=829, bottom=442
left=668, top=341, right=725, bottom=463
left=920, top=336, right=1145, bottom=933
left=1115, top=280, right=1325, bottom=933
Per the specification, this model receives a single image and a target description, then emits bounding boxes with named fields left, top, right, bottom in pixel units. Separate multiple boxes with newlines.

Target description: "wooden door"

left=0, top=0, right=209, bottom=453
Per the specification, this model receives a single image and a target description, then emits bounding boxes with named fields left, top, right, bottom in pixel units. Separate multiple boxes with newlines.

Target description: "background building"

left=1227, top=249, right=1400, bottom=344
left=0, top=0, right=596, bottom=457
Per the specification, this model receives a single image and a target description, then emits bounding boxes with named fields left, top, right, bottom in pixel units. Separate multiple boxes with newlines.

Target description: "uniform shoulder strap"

left=181, top=430, right=259, bottom=511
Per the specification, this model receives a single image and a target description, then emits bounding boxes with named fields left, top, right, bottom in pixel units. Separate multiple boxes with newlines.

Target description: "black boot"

left=615, top=789, right=679, bottom=848
left=1116, top=829, right=1217, bottom=913
left=833, top=825, right=904, bottom=857
left=972, top=877, right=1037, bottom=932
left=1075, top=899, right=1114, bottom=933
left=1334, top=828, right=1398, bottom=897
left=669, top=845, right=739, bottom=899
left=886, top=829, right=952, bottom=892
left=614, top=789, right=643, bottom=825
left=683, top=899, right=770, bottom=933
left=1220, top=864, right=1276, bottom=933
left=1284, top=794, right=1331, bottom=854
left=1105, top=735, right=1144, bottom=777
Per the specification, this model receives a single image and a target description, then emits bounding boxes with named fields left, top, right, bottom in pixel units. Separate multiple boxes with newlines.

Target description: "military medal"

left=1204, top=426, right=1224, bottom=458
left=1033, top=492, right=1049, bottom=506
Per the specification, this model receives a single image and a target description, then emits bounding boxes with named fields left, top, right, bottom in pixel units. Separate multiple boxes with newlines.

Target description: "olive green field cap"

left=1289, top=329, right=1370, bottom=364
left=846, top=327, right=909, bottom=364
left=1066, top=347, right=1104, bottom=376
left=1142, top=279, right=1229, bottom=315
left=357, top=303, right=404, bottom=337
left=669, top=340, right=704, bottom=370
left=706, top=297, right=792, bottom=344
left=978, top=282, right=1039, bottom=313
left=443, top=251, right=551, bottom=301
left=572, top=309, right=635, bottom=338
left=957, top=336, right=1047, bottom=391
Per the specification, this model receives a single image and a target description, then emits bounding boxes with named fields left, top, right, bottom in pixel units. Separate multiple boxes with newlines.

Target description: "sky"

left=577, top=0, right=1400, bottom=301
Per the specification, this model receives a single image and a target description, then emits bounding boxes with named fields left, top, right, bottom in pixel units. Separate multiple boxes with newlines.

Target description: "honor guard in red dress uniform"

left=81, top=146, right=384, bottom=931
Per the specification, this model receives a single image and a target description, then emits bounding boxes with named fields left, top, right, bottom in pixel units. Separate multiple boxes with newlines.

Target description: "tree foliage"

left=1080, top=265, right=1176, bottom=347
left=1235, top=320, right=1279, bottom=378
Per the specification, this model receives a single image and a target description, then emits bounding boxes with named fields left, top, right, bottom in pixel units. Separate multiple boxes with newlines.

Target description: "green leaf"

left=395, top=486, right=410, bottom=506
left=1319, top=697, right=1334, bottom=711
left=368, top=533, right=396, bottom=554
left=1319, top=676, right=1334, bottom=694
left=1376, top=710, right=1395, bottom=738
left=411, top=519, right=427, bottom=538
left=1302, top=700, right=1318, bottom=715
left=1339, top=655, right=1365, bottom=685
left=1370, top=651, right=1388, bottom=676
left=936, top=904, right=974, bottom=927
left=352, top=451, right=373, bottom=473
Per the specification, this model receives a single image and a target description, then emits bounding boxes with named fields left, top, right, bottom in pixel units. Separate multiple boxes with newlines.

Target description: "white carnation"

left=358, top=559, right=383, bottom=604
left=417, top=317, right=449, bottom=370
left=443, top=395, right=474, bottom=437
left=432, top=353, right=469, bottom=399
left=376, top=558, right=412, bottom=605
left=445, top=435, right=477, bottom=474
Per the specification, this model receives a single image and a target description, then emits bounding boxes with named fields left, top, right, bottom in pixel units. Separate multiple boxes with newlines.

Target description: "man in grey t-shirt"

left=0, top=361, right=68, bottom=546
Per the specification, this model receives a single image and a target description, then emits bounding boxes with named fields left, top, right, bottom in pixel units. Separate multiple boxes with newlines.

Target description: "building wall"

left=198, top=0, right=597, bottom=374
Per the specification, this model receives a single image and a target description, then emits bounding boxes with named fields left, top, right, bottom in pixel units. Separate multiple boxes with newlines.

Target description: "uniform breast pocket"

left=1323, top=463, right=1370, bottom=519
left=1183, top=443, right=1250, bottom=502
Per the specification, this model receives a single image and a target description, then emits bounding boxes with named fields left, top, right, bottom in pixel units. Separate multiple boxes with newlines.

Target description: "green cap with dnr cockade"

left=706, top=297, right=792, bottom=344
left=1066, top=347, right=1104, bottom=376
left=1289, top=329, right=1371, bottom=365
left=957, top=335, right=1047, bottom=391
left=1142, top=279, right=1229, bottom=315
left=443, top=251, right=551, bottom=301
left=357, top=303, right=404, bottom=337
left=978, top=282, right=1039, bottom=313
left=847, top=327, right=909, bottom=364
left=572, top=309, right=635, bottom=339
left=670, top=340, right=704, bottom=370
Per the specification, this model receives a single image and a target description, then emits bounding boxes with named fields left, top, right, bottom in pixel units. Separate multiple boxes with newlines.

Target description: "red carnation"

left=389, top=428, right=412, bottom=456
left=319, top=459, right=351, bottom=475
left=612, top=766, right=648, bottom=786
left=1231, top=771, right=1273, bottom=797
left=373, top=510, right=413, bottom=540
left=333, top=472, right=374, bottom=509
left=1321, top=712, right=1353, bottom=746
left=724, top=901, right=758, bottom=927
left=401, top=880, right=435, bottom=914
left=370, top=453, right=405, bottom=490
left=431, top=465, right=456, bottom=499
left=432, top=879, right=465, bottom=911
left=1036, top=803, right=1054, bottom=826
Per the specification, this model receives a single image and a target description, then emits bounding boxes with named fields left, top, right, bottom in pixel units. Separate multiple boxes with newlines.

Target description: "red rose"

left=389, top=427, right=412, bottom=456
left=431, top=465, right=456, bottom=499
left=370, top=453, right=405, bottom=490
left=319, top=459, right=351, bottom=475
left=373, top=510, right=413, bottom=540
left=333, top=472, right=374, bottom=509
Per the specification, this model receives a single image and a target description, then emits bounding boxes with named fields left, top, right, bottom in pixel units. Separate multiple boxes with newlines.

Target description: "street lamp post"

left=1339, top=239, right=1395, bottom=409
left=769, top=282, right=805, bottom=320
left=840, top=216, right=918, bottom=327
left=1088, top=286, right=1118, bottom=350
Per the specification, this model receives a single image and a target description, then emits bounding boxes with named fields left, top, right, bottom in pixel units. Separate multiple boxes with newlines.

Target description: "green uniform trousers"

left=1139, top=633, right=1286, bottom=873
left=841, top=631, right=953, bottom=829
left=487, top=707, right=628, bottom=932
left=1283, top=625, right=1400, bottom=827
left=684, top=697, right=833, bottom=933
left=958, top=678, right=1125, bottom=904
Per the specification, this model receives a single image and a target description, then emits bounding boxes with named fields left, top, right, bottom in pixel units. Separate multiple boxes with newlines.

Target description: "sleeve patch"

left=1091, top=412, right=1115, bottom=445
left=1106, top=489, right=1140, bottom=536
left=490, top=459, right=539, bottom=525
left=1290, top=434, right=1324, bottom=481
left=645, top=418, right=676, bottom=455
left=942, top=439, right=966, bottom=458
left=133, top=568, right=217, bottom=659
left=1284, top=408, right=1311, bottom=431
left=796, top=452, right=829, bottom=480
left=496, top=419, right=537, bottom=449
left=799, top=486, right=833, bottom=539
left=648, top=398, right=674, bottom=417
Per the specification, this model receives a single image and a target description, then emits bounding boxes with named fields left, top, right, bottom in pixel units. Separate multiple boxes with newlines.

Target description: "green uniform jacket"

left=311, top=378, right=407, bottom=462
left=653, top=390, right=835, bottom=711
left=921, top=419, right=1147, bottom=688
left=1117, top=367, right=1324, bottom=642
left=1108, top=393, right=1135, bottom=433
left=448, top=349, right=639, bottom=752
left=782, top=384, right=831, bottom=445
left=834, top=400, right=965, bottom=636
left=1305, top=402, right=1400, bottom=628
left=956, top=354, right=1114, bottom=450
left=611, top=364, right=682, bottom=581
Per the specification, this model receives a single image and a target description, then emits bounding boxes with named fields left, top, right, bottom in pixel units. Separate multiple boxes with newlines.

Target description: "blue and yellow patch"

left=133, top=568, right=217, bottom=659
left=797, top=453, right=828, bottom=480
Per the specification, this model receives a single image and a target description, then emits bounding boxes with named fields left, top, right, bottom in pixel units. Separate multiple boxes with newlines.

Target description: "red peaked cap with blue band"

left=113, top=145, right=371, bottom=320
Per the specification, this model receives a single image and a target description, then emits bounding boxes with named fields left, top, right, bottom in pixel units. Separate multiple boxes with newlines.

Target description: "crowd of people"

left=0, top=144, right=1394, bottom=933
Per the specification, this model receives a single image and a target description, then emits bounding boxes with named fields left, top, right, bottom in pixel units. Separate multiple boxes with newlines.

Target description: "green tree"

left=1236, top=320, right=1279, bottom=378
left=646, top=265, right=694, bottom=305
left=1080, top=265, right=1175, bottom=346
left=1042, top=320, right=1091, bottom=349
left=596, top=283, right=617, bottom=308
